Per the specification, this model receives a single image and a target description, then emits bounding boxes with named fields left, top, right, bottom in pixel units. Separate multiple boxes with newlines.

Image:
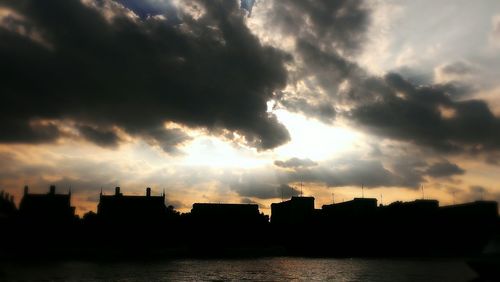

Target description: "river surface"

left=0, top=257, right=478, bottom=281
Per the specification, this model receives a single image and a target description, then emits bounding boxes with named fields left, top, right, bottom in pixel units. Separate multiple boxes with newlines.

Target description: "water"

left=0, top=257, right=478, bottom=281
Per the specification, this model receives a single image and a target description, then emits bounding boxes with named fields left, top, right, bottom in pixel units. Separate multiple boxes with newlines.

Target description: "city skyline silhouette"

left=2, top=0, right=500, bottom=280
left=1, top=184, right=498, bottom=260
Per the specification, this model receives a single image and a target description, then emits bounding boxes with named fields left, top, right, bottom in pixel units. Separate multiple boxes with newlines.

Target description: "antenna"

left=362, top=184, right=364, bottom=198
left=300, top=182, right=303, bottom=197
left=332, top=192, right=335, bottom=204
left=380, top=194, right=383, bottom=206
left=421, top=185, right=425, bottom=199
left=452, top=192, right=456, bottom=204
left=281, top=185, right=284, bottom=202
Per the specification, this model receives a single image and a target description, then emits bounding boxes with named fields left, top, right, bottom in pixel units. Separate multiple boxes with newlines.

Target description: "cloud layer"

left=1, top=0, right=500, bottom=212
left=0, top=0, right=290, bottom=151
left=350, top=73, right=500, bottom=154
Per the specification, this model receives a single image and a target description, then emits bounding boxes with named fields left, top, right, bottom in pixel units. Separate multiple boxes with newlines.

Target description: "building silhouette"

left=19, top=185, right=75, bottom=223
left=440, top=200, right=498, bottom=219
left=437, top=200, right=499, bottom=254
left=188, top=203, right=269, bottom=248
left=271, top=196, right=314, bottom=226
left=381, top=199, right=438, bottom=210
left=0, top=190, right=17, bottom=219
left=97, top=187, right=169, bottom=225
left=0, top=183, right=498, bottom=259
left=191, top=203, right=267, bottom=226
left=378, top=199, right=439, bottom=221
left=322, top=197, right=378, bottom=216
left=13, top=185, right=77, bottom=257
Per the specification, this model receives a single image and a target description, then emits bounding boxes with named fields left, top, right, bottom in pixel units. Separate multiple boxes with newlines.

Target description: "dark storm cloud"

left=268, top=0, right=369, bottom=53
left=388, top=158, right=427, bottom=188
left=294, top=39, right=364, bottom=89
left=266, top=0, right=370, bottom=120
left=230, top=181, right=299, bottom=199
left=425, top=161, right=465, bottom=178
left=134, top=126, right=191, bottom=154
left=0, top=120, right=60, bottom=144
left=263, top=0, right=500, bottom=157
left=77, top=125, right=120, bottom=148
left=0, top=0, right=290, bottom=151
left=350, top=73, right=500, bottom=154
left=393, top=66, right=433, bottom=85
left=274, top=157, right=317, bottom=169
left=279, top=97, right=337, bottom=123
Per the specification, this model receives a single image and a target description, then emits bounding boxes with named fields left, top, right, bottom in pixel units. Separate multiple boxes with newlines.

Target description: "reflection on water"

left=0, top=257, right=477, bottom=281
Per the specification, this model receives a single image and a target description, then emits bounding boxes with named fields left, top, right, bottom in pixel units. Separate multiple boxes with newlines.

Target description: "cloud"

left=225, top=155, right=427, bottom=190
left=393, top=66, right=434, bottom=85
left=136, top=126, right=192, bottom=155
left=388, top=157, right=427, bottom=188
left=289, top=159, right=397, bottom=188
left=282, top=155, right=466, bottom=189
left=279, top=97, right=337, bottom=123
left=440, top=61, right=475, bottom=76
left=258, top=1, right=500, bottom=159
left=425, top=161, right=465, bottom=178
left=350, top=73, right=500, bottom=154
left=274, top=157, right=317, bottom=169
left=77, top=125, right=120, bottom=148
left=0, top=120, right=61, bottom=144
left=267, top=0, right=370, bottom=54
left=240, top=197, right=265, bottom=208
left=0, top=0, right=290, bottom=151
left=261, top=0, right=370, bottom=121
left=434, top=62, right=479, bottom=94
left=230, top=181, right=299, bottom=199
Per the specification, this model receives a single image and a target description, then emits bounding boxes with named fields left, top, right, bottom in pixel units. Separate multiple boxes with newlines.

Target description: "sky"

left=1, top=0, right=500, bottom=215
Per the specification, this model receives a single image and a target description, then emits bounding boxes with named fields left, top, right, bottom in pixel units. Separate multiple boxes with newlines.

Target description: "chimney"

left=49, top=185, right=56, bottom=195
left=115, top=186, right=121, bottom=196
left=146, top=187, right=151, bottom=197
left=24, top=185, right=29, bottom=195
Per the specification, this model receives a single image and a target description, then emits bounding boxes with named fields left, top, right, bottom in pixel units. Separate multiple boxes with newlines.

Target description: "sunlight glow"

left=181, top=136, right=268, bottom=168
left=273, top=110, right=362, bottom=161
left=178, top=109, right=364, bottom=168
